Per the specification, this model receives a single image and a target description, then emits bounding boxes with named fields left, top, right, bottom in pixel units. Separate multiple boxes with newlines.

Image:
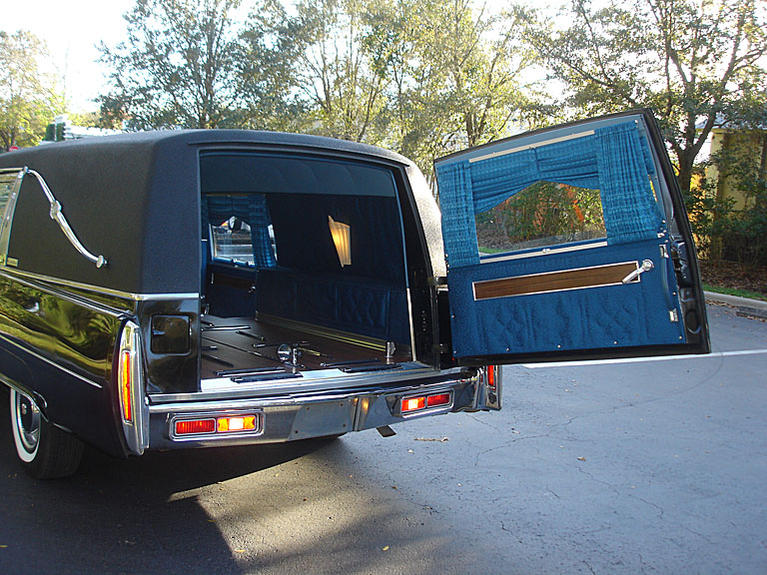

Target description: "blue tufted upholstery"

left=256, top=269, right=409, bottom=344
left=447, top=238, right=685, bottom=357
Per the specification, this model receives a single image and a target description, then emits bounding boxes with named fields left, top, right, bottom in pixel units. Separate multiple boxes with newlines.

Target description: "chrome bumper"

left=146, top=372, right=480, bottom=450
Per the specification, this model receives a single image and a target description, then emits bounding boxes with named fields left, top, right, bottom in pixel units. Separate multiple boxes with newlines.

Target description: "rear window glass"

left=475, top=181, right=606, bottom=255
left=210, top=216, right=256, bottom=266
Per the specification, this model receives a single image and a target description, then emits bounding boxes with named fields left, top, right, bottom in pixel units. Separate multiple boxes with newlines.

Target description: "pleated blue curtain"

left=595, top=123, right=664, bottom=245
left=205, top=194, right=276, bottom=268
left=436, top=121, right=664, bottom=269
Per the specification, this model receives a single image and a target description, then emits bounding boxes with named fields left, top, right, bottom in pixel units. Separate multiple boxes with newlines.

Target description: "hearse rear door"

left=436, top=110, right=709, bottom=365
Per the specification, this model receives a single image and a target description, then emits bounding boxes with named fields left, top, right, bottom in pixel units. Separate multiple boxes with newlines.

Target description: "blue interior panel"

left=448, top=240, right=684, bottom=358
left=257, top=269, right=409, bottom=343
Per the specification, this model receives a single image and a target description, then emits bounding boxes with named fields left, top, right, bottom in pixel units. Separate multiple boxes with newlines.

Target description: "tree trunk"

left=676, top=153, right=695, bottom=196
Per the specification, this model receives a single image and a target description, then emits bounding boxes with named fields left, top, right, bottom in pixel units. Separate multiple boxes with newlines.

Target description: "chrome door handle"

left=622, top=259, right=654, bottom=284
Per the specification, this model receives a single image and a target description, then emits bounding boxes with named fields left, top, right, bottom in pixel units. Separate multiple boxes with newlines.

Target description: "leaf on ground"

left=577, top=456, right=586, bottom=462
left=382, top=545, right=390, bottom=551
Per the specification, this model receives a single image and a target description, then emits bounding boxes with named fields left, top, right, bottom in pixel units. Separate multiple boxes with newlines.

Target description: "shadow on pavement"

left=0, top=388, right=342, bottom=575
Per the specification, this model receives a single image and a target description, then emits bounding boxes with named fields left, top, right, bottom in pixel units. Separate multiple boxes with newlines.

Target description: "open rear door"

left=436, top=110, right=709, bottom=365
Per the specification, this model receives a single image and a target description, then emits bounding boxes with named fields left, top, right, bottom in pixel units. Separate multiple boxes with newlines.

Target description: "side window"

left=475, top=181, right=606, bottom=255
left=0, top=170, right=23, bottom=261
left=210, top=216, right=255, bottom=266
left=204, top=193, right=278, bottom=268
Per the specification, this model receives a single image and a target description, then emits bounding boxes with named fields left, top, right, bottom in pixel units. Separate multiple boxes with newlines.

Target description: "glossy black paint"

left=138, top=299, right=200, bottom=395
left=0, top=270, right=128, bottom=457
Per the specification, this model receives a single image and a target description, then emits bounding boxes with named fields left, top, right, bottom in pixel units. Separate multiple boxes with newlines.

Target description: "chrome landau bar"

left=21, top=167, right=108, bottom=268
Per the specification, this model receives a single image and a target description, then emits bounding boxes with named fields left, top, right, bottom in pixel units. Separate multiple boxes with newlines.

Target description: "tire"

left=9, top=388, right=84, bottom=479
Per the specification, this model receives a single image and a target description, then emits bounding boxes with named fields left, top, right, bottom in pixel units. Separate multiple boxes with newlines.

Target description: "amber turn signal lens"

left=217, top=415, right=257, bottom=433
left=401, top=396, right=426, bottom=413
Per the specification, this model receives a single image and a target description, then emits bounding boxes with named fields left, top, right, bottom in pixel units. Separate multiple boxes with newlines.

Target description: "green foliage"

left=476, top=182, right=605, bottom=253
left=99, top=0, right=248, bottom=129
left=99, top=0, right=535, bottom=177
left=687, top=134, right=767, bottom=266
left=0, top=30, right=65, bottom=150
left=520, top=0, right=767, bottom=194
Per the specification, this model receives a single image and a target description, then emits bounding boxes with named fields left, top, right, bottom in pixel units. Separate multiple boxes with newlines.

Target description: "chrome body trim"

left=0, top=169, right=23, bottom=265
left=256, top=313, right=393, bottom=352
left=24, top=168, right=108, bottom=268
left=0, top=268, right=125, bottom=318
left=162, top=362, right=464, bottom=404
left=479, top=240, right=608, bottom=264
left=468, top=130, right=595, bottom=163
left=147, top=373, right=480, bottom=449
left=0, top=266, right=199, bottom=302
left=0, top=332, right=103, bottom=389
left=118, top=321, right=150, bottom=455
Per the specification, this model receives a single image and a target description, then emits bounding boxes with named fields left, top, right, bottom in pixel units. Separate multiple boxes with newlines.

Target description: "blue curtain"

left=205, top=194, right=276, bottom=268
left=595, top=122, right=664, bottom=244
left=436, top=120, right=665, bottom=269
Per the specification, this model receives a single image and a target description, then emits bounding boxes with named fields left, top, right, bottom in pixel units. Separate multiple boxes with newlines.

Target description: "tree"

left=268, top=0, right=391, bottom=142
left=381, top=0, right=533, bottom=179
left=99, top=0, right=245, bottom=129
left=0, top=30, right=64, bottom=150
left=521, top=0, right=767, bottom=194
left=236, top=0, right=306, bottom=131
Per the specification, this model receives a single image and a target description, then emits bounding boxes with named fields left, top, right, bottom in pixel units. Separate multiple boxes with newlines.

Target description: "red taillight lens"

left=119, top=350, right=133, bottom=423
left=427, top=393, right=451, bottom=407
left=175, top=419, right=216, bottom=435
left=486, top=365, right=496, bottom=388
left=401, top=396, right=426, bottom=413
left=217, top=415, right=257, bottom=433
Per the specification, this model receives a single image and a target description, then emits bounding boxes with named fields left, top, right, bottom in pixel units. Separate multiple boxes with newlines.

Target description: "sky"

left=3, top=0, right=528, bottom=114
left=4, top=0, right=135, bottom=112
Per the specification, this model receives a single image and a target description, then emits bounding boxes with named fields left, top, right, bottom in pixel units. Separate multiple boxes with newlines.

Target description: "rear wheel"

left=9, top=388, right=84, bottom=479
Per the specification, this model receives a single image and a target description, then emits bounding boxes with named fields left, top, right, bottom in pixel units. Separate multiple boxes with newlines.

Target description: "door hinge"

left=432, top=343, right=450, bottom=354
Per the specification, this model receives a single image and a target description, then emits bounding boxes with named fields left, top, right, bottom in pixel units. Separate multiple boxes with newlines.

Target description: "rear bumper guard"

left=147, top=374, right=479, bottom=450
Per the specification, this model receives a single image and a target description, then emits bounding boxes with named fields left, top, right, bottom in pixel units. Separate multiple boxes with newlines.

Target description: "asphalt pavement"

left=0, top=303, right=765, bottom=574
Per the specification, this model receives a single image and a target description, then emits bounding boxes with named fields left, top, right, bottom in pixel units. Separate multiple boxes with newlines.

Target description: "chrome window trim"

left=0, top=332, right=103, bottom=389
left=0, top=266, right=199, bottom=302
left=0, top=169, right=24, bottom=266
left=479, top=240, right=608, bottom=264
left=468, top=130, right=596, bottom=163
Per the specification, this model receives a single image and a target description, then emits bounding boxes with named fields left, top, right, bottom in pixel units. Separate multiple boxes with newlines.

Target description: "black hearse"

left=0, top=110, right=709, bottom=478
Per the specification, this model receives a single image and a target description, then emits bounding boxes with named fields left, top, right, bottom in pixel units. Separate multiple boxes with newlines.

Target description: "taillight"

left=427, top=393, right=451, bottom=407
left=117, top=322, right=141, bottom=425
left=172, top=413, right=261, bottom=438
left=119, top=349, right=133, bottom=423
left=217, top=415, right=257, bottom=433
left=116, top=321, right=148, bottom=456
left=401, top=391, right=453, bottom=414
left=175, top=419, right=215, bottom=435
left=486, top=365, right=497, bottom=389
left=479, top=365, right=502, bottom=410
left=401, top=396, right=426, bottom=413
